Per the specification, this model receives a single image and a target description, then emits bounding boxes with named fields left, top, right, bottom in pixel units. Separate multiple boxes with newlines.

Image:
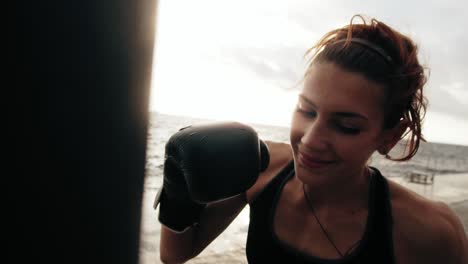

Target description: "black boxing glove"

left=154, top=122, right=270, bottom=233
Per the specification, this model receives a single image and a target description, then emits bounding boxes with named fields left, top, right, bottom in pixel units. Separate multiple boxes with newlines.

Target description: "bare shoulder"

left=388, top=180, right=468, bottom=263
left=245, top=141, right=293, bottom=204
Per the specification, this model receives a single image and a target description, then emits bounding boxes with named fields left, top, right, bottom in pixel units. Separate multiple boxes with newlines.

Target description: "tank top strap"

left=249, top=159, right=295, bottom=206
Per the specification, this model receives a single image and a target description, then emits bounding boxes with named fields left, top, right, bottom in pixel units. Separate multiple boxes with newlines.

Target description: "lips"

left=298, top=151, right=335, bottom=169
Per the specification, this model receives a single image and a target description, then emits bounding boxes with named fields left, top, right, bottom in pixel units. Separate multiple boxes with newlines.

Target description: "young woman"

left=158, top=15, right=468, bottom=263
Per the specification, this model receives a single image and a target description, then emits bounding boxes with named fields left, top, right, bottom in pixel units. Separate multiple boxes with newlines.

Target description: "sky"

left=149, top=0, right=468, bottom=146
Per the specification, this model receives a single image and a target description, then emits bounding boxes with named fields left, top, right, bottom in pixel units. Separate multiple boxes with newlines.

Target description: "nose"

left=300, top=117, right=330, bottom=151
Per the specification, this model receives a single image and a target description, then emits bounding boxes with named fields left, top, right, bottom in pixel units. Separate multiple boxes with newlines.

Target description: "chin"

left=294, top=159, right=337, bottom=185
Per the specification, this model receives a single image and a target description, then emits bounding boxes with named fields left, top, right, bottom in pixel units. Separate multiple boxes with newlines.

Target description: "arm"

left=441, top=203, right=468, bottom=264
left=157, top=122, right=270, bottom=263
left=390, top=185, right=468, bottom=264
left=159, top=140, right=292, bottom=263
left=420, top=202, right=468, bottom=264
left=160, top=193, right=247, bottom=264
left=455, top=221, right=468, bottom=264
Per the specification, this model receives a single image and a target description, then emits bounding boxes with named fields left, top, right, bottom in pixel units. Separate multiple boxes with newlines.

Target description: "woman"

left=159, top=15, right=468, bottom=263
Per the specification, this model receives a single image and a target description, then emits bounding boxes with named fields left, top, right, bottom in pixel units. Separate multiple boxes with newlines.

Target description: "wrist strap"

left=155, top=186, right=206, bottom=233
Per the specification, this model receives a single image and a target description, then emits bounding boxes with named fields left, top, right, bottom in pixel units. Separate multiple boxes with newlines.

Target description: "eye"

left=335, top=123, right=361, bottom=135
left=295, top=103, right=317, bottom=118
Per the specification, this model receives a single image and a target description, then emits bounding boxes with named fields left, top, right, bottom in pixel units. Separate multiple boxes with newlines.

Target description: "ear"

left=377, top=120, right=410, bottom=155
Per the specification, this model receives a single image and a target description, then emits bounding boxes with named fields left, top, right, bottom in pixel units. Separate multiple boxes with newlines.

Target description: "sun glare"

left=149, top=0, right=301, bottom=127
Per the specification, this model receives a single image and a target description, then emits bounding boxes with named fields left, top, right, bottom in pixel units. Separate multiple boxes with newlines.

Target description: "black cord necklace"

left=302, top=183, right=362, bottom=258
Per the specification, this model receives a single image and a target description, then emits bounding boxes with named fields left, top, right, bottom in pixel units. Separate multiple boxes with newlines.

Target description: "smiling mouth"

left=298, top=152, right=335, bottom=169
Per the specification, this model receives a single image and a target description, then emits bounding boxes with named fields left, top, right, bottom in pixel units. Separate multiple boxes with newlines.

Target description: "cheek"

left=289, top=114, right=305, bottom=146
left=336, top=135, right=378, bottom=164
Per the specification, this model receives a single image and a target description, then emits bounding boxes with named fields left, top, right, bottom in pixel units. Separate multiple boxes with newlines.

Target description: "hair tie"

left=334, top=38, right=393, bottom=64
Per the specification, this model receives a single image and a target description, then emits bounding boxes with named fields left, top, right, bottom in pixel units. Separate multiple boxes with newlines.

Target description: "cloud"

left=220, top=0, right=468, bottom=120
left=226, top=46, right=305, bottom=90
left=298, top=1, right=468, bottom=120
left=152, top=0, right=468, bottom=144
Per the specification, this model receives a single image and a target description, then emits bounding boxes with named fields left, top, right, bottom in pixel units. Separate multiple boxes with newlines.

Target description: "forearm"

left=160, top=226, right=195, bottom=264
left=159, top=193, right=247, bottom=263
left=191, top=193, right=247, bottom=257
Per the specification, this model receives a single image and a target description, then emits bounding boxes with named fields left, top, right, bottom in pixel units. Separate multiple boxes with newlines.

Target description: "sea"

left=145, top=112, right=468, bottom=180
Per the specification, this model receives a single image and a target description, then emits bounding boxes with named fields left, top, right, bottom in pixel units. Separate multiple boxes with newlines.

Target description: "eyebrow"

left=298, top=94, right=369, bottom=121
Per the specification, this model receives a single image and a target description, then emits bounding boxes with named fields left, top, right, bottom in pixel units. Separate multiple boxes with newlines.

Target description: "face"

left=290, top=62, right=393, bottom=186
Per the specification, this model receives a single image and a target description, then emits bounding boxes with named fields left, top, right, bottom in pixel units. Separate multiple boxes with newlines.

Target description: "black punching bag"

left=10, top=0, right=157, bottom=263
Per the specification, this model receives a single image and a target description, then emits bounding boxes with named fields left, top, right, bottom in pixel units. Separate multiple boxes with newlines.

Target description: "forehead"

left=303, top=62, right=385, bottom=119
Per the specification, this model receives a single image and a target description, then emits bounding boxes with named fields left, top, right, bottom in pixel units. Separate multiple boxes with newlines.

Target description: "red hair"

left=304, top=15, right=428, bottom=161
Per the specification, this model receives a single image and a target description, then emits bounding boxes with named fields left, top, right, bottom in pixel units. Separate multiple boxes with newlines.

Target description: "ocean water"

left=140, top=112, right=468, bottom=263
left=145, top=112, right=468, bottom=180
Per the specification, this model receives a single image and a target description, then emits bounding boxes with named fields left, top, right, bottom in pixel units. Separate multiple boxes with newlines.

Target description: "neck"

left=300, top=166, right=371, bottom=212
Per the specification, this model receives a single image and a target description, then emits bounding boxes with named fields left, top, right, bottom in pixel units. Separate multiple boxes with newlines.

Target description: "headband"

left=333, top=38, right=393, bottom=64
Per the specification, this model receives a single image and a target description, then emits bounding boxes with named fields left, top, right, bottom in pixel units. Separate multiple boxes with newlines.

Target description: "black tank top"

left=246, top=160, right=395, bottom=263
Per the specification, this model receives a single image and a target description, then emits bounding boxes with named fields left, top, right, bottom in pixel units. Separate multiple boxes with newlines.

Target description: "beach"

left=139, top=112, right=468, bottom=264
